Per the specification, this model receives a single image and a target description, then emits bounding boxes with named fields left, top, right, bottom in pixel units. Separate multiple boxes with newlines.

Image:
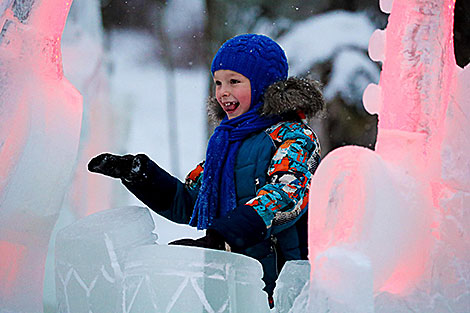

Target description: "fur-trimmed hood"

left=207, top=77, right=324, bottom=124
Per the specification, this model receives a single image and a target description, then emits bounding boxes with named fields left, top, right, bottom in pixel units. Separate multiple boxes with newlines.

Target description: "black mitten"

left=88, top=153, right=147, bottom=181
left=168, top=229, right=227, bottom=251
left=88, top=153, right=133, bottom=178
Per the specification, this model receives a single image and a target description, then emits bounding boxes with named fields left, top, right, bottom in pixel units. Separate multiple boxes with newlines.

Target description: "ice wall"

left=0, top=1, right=82, bottom=312
left=305, top=0, right=469, bottom=312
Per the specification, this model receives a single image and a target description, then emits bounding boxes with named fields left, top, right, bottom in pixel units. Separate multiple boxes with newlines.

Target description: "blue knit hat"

left=211, top=34, right=288, bottom=109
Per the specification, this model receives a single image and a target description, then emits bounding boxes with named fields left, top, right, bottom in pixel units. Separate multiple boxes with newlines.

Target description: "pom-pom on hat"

left=211, top=34, right=288, bottom=109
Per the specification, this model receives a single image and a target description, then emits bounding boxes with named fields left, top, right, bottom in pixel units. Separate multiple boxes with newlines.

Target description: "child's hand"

left=168, top=229, right=228, bottom=251
left=87, top=153, right=135, bottom=179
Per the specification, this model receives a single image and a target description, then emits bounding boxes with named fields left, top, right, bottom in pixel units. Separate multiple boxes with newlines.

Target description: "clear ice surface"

left=60, top=0, right=119, bottom=219
left=55, top=206, right=157, bottom=313
left=122, top=245, right=269, bottom=313
left=0, top=1, right=82, bottom=312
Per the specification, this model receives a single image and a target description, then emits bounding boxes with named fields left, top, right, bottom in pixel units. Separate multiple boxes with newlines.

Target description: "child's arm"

left=87, top=152, right=196, bottom=224
left=121, top=155, right=200, bottom=224
left=247, top=123, right=320, bottom=234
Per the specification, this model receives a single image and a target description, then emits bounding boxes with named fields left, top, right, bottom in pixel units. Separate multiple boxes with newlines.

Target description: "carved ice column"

left=0, top=1, right=81, bottom=312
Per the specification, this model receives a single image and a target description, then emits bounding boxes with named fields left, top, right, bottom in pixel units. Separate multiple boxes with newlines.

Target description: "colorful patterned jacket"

left=185, top=120, right=320, bottom=236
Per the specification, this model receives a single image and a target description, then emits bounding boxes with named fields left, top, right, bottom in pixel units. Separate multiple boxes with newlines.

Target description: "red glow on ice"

left=0, top=102, right=29, bottom=194
left=0, top=241, right=26, bottom=298
left=379, top=0, right=456, bottom=134
left=0, top=0, right=82, bottom=311
left=308, top=0, right=460, bottom=302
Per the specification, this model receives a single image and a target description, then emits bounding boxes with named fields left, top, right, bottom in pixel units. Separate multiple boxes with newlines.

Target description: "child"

left=88, top=34, right=323, bottom=307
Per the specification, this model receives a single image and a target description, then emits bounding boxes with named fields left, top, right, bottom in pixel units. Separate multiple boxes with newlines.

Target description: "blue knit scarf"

left=189, top=108, right=280, bottom=229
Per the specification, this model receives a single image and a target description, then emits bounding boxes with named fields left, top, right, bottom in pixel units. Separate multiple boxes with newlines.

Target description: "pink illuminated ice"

left=379, top=0, right=393, bottom=14
left=0, top=1, right=82, bottom=312
left=307, top=0, right=469, bottom=312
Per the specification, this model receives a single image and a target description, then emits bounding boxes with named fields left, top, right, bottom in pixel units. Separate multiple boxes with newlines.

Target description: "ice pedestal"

left=55, top=206, right=157, bottom=313
left=279, top=255, right=374, bottom=313
left=274, top=256, right=374, bottom=313
left=122, top=245, right=270, bottom=313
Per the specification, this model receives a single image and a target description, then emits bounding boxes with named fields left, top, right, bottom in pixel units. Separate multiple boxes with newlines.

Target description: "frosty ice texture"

left=272, top=260, right=310, bottom=313
left=122, top=245, right=270, bottom=313
left=309, top=247, right=374, bottom=313
left=0, top=1, right=81, bottom=312
left=43, top=0, right=116, bottom=308
left=307, top=0, right=469, bottom=312
left=55, top=206, right=157, bottom=313
left=309, top=142, right=433, bottom=293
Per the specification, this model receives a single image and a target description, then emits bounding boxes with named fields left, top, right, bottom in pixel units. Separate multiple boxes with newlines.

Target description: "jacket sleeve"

left=122, top=156, right=203, bottom=224
left=245, top=123, right=321, bottom=234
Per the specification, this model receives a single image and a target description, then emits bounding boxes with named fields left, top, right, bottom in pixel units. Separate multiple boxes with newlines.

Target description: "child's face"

left=213, top=70, right=251, bottom=120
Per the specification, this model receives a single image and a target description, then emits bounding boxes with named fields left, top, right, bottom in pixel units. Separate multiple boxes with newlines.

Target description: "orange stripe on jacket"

left=187, top=163, right=204, bottom=181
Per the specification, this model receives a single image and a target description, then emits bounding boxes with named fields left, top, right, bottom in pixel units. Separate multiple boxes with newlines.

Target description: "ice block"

left=121, top=245, right=270, bottom=313
left=272, top=260, right=310, bottom=313
left=55, top=206, right=157, bottom=313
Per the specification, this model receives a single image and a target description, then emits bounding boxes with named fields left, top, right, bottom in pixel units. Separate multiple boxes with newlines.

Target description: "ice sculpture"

left=122, top=245, right=269, bottom=313
left=272, top=260, right=310, bottom=313
left=55, top=207, right=270, bottom=313
left=55, top=206, right=157, bottom=313
left=305, top=0, right=469, bottom=312
left=61, top=0, right=124, bottom=218
left=43, top=0, right=117, bottom=308
left=0, top=1, right=82, bottom=312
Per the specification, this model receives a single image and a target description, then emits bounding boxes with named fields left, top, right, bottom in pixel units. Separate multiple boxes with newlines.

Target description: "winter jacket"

left=122, top=77, right=323, bottom=297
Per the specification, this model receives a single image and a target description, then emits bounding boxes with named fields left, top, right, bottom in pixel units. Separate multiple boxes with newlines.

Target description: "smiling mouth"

left=222, top=101, right=239, bottom=112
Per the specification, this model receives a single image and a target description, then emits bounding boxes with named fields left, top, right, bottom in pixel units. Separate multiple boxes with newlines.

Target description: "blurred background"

left=100, top=0, right=387, bottom=154
left=97, top=0, right=469, bottom=167
left=44, top=0, right=469, bottom=310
